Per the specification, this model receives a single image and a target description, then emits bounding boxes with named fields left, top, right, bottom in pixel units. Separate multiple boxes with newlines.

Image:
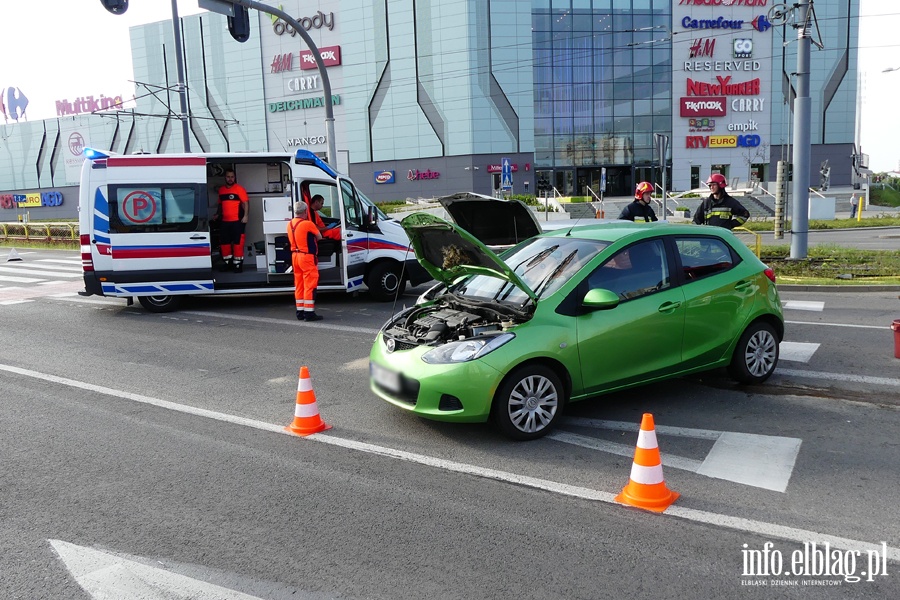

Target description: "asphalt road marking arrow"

left=50, top=540, right=264, bottom=599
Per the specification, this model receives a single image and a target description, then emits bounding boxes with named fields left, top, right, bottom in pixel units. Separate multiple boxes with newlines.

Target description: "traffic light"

left=228, top=5, right=251, bottom=43
left=99, top=0, right=128, bottom=14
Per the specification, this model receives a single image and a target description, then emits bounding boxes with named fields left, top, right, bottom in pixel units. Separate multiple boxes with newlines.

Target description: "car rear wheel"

left=728, top=321, right=779, bottom=384
left=138, top=295, right=182, bottom=313
left=492, top=365, right=564, bottom=441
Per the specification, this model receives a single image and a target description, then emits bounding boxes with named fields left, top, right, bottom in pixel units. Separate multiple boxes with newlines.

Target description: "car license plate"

left=370, top=362, right=400, bottom=393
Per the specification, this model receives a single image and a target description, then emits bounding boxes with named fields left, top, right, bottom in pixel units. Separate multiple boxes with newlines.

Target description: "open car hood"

left=437, top=192, right=542, bottom=248
left=400, top=212, right=537, bottom=302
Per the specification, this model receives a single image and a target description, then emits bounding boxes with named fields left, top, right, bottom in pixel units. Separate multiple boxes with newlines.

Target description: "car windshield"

left=453, top=236, right=609, bottom=305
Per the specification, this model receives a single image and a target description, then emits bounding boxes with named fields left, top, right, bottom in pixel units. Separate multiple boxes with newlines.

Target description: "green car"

left=369, top=213, right=784, bottom=440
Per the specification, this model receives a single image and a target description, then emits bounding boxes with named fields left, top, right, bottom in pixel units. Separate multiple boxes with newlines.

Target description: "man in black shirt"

left=618, top=181, right=659, bottom=223
left=693, top=173, right=750, bottom=230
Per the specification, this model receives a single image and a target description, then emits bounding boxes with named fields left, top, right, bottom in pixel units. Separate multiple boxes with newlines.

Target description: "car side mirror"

left=367, top=205, right=377, bottom=227
left=582, top=288, right=620, bottom=310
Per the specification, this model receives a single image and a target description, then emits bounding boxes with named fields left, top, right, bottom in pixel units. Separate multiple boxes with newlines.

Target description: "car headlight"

left=421, top=333, right=515, bottom=364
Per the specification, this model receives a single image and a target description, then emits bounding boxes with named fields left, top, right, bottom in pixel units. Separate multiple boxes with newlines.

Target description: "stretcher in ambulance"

left=78, top=148, right=429, bottom=312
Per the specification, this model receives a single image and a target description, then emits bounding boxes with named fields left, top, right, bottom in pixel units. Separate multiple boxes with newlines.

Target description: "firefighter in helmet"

left=693, top=173, right=750, bottom=230
left=617, top=181, right=659, bottom=223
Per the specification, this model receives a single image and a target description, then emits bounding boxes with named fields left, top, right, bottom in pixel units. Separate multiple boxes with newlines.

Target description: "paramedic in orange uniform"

left=308, top=194, right=342, bottom=240
left=217, top=169, right=249, bottom=272
left=288, top=201, right=323, bottom=321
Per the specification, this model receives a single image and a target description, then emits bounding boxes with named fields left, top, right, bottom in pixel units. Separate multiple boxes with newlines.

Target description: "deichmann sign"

left=268, top=95, right=341, bottom=113
left=680, top=97, right=727, bottom=117
left=0, top=191, right=64, bottom=209
left=272, top=11, right=334, bottom=35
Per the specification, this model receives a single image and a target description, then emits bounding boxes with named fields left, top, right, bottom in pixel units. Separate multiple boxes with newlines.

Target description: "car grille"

left=384, top=336, right=418, bottom=352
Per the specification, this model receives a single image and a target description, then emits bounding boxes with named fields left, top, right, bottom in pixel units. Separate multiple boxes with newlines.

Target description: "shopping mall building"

left=0, top=0, right=860, bottom=219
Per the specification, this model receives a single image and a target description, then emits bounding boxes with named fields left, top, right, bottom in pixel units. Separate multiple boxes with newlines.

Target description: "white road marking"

left=558, top=417, right=801, bottom=492
left=779, top=341, right=820, bottom=363
left=782, top=300, right=825, bottom=311
left=0, top=274, right=43, bottom=283
left=549, top=432, right=705, bottom=472
left=786, top=320, right=888, bottom=330
left=38, top=258, right=83, bottom=265
left=50, top=540, right=264, bottom=600
left=7, top=363, right=889, bottom=564
left=8, top=261, right=81, bottom=272
left=183, top=310, right=380, bottom=335
left=696, top=433, right=802, bottom=493
left=0, top=299, right=33, bottom=305
left=777, top=368, right=900, bottom=388
left=0, top=265, right=81, bottom=277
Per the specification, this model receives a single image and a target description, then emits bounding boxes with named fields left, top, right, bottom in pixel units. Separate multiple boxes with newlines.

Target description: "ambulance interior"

left=206, top=160, right=343, bottom=287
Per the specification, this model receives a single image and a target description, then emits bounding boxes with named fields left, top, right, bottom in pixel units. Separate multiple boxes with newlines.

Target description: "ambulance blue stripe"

left=93, top=188, right=109, bottom=234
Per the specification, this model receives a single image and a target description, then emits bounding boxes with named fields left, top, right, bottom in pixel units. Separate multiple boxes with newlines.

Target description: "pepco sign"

left=374, top=171, right=395, bottom=184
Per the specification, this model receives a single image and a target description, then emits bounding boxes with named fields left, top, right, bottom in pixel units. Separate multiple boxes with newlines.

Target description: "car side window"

left=108, top=184, right=202, bottom=233
left=675, top=237, right=737, bottom=281
left=587, top=239, right=670, bottom=301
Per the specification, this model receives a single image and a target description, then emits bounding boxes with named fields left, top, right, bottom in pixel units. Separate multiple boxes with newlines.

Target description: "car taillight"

left=80, top=234, right=94, bottom=272
left=764, top=267, right=776, bottom=283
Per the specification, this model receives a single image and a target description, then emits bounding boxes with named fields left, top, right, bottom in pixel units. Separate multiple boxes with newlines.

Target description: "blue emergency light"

left=294, top=149, right=337, bottom=178
left=83, top=148, right=110, bottom=161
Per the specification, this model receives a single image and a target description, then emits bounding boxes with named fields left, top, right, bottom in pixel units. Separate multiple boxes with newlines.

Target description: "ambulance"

left=78, top=148, right=430, bottom=312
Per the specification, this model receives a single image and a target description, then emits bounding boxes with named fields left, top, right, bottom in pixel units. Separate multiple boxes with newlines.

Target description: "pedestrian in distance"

left=692, top=173, right=750, bottom=230
left=618, top=181, right=659, bottom=223
left=216, top=169, right=249, bottom=272
left=850, top=196, right=859, bottom=219
left=288, top=201, right=323, bottom=321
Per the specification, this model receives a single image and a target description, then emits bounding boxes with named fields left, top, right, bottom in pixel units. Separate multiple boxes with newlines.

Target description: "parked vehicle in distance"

left=370, top=215, right=784, bottom=440
left=78, top=148, right=429, bottom=312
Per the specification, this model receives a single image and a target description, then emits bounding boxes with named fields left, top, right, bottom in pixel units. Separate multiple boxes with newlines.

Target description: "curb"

left=777, top=285, right=900, bottom=292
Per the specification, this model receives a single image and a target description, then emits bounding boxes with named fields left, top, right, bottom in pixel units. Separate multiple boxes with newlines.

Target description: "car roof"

left=540, top=221, right=728, bottom=244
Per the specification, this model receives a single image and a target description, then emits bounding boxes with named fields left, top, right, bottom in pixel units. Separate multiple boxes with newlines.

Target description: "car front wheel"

left=728, top=321, right=779, bottom=384
left=492, top=365, right=565, bottom=441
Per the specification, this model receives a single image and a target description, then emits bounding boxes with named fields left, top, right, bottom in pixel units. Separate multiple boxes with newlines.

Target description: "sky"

left=1, top=1, right=898, bottom=172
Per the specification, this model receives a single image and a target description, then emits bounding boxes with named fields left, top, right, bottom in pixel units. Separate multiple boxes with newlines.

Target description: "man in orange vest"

left=217, top=169, right=249, bottom=272
left=287, top=201, right=323, bottom=321
left=308, top=194, right=342, bottom=240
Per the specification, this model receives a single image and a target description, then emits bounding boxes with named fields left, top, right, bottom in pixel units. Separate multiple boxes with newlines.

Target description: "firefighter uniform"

left=618, top=200, right=658, bottom=223
left=288, top=215, right=322, bottom=321
left=218, top=182, right=249, bottom=271
left=693, top=192, right=750, bottom=230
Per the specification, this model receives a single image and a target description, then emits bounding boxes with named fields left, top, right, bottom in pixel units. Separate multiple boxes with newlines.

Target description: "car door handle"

left=658, top=301, right=681, bottom=313
left=190, top=234, right=207, bottom=240
left=735, top=281, right=752, bottom=291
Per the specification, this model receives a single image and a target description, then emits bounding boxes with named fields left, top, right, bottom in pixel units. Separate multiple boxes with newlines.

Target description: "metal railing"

left=732, top=226, right=762, bottom=257
left=1, top=222, right=79, bottom=242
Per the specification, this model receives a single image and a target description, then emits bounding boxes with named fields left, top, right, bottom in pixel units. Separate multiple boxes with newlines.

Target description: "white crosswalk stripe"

left=0, top=256, right=85, bottom=302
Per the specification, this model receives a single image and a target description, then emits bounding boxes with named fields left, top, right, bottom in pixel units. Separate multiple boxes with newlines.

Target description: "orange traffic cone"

left=285, top=366, right=332, bottom=436
left=615, top=413, right=679, bottom=512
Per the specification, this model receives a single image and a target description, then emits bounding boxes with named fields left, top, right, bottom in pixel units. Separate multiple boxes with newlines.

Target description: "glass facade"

left=532, top=0, right=672, bottom=196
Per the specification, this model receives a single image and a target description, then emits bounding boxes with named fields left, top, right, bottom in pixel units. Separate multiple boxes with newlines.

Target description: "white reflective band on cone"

left=298, top=378, right=313, bottom=392
left=629, top=463, right=664, bottom=485
left=294, top=402, right=320, bottom=418
left=637, top=428, right=658, bottom=449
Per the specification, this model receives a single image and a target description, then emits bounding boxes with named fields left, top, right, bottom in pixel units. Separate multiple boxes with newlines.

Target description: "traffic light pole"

left=789, top=2, right=812, bottom=259
left=234, top=0, right=337, bottom=167
left=171, top=0, right=192, bottom=152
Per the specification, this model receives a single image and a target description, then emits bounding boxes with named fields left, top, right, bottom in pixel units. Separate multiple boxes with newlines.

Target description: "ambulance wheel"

left=138, top=295, right=182, bottom=313
left=367, top=261, right=406, bottom=302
